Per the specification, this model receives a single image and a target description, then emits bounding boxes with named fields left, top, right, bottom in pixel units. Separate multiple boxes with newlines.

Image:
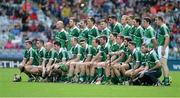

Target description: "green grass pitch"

left=0, top=68, right=180, bottom=98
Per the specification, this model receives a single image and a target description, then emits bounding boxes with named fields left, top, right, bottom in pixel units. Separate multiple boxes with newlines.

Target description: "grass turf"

left=0, top=68, right=180, bottom=97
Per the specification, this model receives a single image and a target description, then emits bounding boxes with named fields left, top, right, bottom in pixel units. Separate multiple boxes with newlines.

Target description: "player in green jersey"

left=121, top=15, right=131, bottom=37
left=42, top=42, right=58, bottom=79
left=124, top=41, right=142, bottom=80
left=99, top=19, right=111, bottom=37
left=78, top=20, right=89, bottom=40
left=14, top=40, right=40, bottom=82
left=87, top=17, right=99, bottom=45
left=67, top=17, right=80, bottom=50
left=155, top=16, right=170, bottom=86
left=133, top=17, right=144, bottom=50
left=55, top=21, right=67, bottom=49
left=108, top=15, right=123, bottom=33
left=36, top=39, right=46, bottom=65
left=66, top=37, right=84, bottom=82
left=128, top=15, right=136, bottom=39
left=51, top=42, right=69, bottom=72
left=48, top=42, right=69, bottom=82
left=143, top=17, right=157, bottom=49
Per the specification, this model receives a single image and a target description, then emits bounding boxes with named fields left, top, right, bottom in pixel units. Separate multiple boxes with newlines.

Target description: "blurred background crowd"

left=0, top=0, right=179, bottom=60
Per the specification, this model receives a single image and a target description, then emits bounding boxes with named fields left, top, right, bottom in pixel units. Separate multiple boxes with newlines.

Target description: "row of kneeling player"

left=14, top=35, right=162, bottom=86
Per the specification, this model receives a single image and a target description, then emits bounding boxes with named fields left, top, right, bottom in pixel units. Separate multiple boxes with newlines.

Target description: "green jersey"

left=146, top=50, right=160, bottom=69
left=36, top=47, right=46, bottom=65
left=130, top=48, right=142, bottom=69
left=129, top=25, right=136, bottom=39
left=100, top=27, right=111, bottom=37
left=144, top=26, right=156, bottom=48
left=56, top=48, right=69, bottom=63
left=54, top=29, right=67, bottom=48
left=84, top=44, right=97, bottom=59
left=117, top=43, right=127, bottom=62
left=44, top=49, right=58, bottom=64
left=70, top=44, right=85, bottom=61
left=122, top=24, right=131, bottom=36
left=110, top=42, right=119, bottom=52
left=133, top=26, right=144, bottom=47
left=88, top=25, right=99, bottom=45
left=79, top=27, right=89, bottom=40
left=99, top=43, right=110, bottom=61
left=69, top=26, right=80, bottom=37
left=157, top=24, right=170, bottom=46
left=112, top=22, right=123, bottom=33
left=24, top=47, right=39, bottom=66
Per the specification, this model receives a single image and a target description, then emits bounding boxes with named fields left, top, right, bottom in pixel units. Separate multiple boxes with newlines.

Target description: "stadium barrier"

left=168, top=60, right=180, bottom=71
left=0, top=60, right=21, bottom=68
left=0, top=59, right=180, bottom=71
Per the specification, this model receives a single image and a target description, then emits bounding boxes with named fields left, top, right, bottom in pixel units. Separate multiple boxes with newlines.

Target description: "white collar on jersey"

left=137, top=25, right=142, bottom=29
left=132, top=48, right=136, bottom=54
left=75, top=44, right=80, bottom=48
left=60, top=28, right=65, bottom=32
left=147, top=25, right=152, bottom=29
left=85, top=44, right=89, bottom=49
left=40, top=47, right=45, bottom=51
left=59, top=48, right=63, bottom=53
left=28, top=47, right=33, bottom=52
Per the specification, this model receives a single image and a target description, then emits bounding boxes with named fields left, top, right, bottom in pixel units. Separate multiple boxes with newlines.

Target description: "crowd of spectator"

left=0, top=0, right=179, bottom=59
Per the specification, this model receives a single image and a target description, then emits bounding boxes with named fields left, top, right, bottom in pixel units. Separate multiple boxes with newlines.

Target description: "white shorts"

left=158, top=46, right=169, bottom=59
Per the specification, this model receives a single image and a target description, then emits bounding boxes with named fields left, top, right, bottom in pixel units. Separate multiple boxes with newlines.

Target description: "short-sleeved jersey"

left=24, top=47, right=39, bottom=66
left=56, top=48, right=69, bottom=63
left=54, top=29, right=67, bottom=48
left=112, top=22, right=123, bottom=33
left=44, top=49, right=58, bottom=64
left=117, top=43, right=127, bottom=62
left=144, top=26, right=156, bottom=48
left=145, top=50, right=160, bottom=69
left=99, top=43, right=111, bottom=61
left=133, top=26, right=144, bottom=47
left=110, top=42, right=119, bottom=52
left=129, top=25, right=136, bottom=39
left=69, top=26, right=80, bottom=37
left=88, top=26, right=99, bottom=45
left=84, top=44, right=97, bottom=59
left=36, top=47, right=46, bottom=65
left=70, top=44, right=85, bottom=61
left=100, top=27, right=111, bottom=37
left=79, top=27, right=89, bottom=40
left=130, top=49, right=142, bottom=69
left=122, top=24, right=131, bottom=37
left=157, top=24, right=170, bottom=46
